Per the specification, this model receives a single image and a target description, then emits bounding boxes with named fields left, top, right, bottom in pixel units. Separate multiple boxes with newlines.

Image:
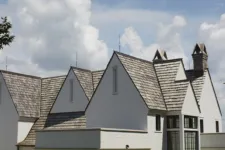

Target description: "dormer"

left=192, top=43, right=208, bottom=72
left=153, top=49, right=168, bottom=61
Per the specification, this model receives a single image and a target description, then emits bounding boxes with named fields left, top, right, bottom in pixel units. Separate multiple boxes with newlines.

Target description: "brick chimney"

left=192, top=43, right=208, bottom=73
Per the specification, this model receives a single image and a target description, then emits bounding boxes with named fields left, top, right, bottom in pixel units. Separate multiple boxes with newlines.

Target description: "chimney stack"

left=192, top=43, right=208, bottom=74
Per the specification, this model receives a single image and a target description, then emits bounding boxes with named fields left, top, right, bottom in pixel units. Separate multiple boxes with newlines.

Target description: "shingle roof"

left=18, top=75, right=66, bottom=146
left=1, top=70, right=41, bottom=118
left=186, top=70, right=207, bottom=103
left=92, top=70, right=104, bottom=90
left=115, top=52, right=166, bottom=110
left=44, top=111, right=86, bottom=130
left=73, top=68, right=94, bottom=99
left=72, top=67, right=104, bottom=100
left=154, top=59, right=189, bottom=111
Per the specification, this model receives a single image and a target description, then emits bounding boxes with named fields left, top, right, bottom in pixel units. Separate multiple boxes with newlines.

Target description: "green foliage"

left=0, top=17, right=15, bottom=49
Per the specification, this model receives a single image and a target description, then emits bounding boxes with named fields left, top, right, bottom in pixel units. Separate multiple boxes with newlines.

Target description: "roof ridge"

left=92, top=69, right=104, bottom=73
left=115, top=51, right=153, bottom=64
left=153, top=58, right=183, bottom=64
left=71, top=66, right=91, bottom=72
left=0, top=70, right=41, bottom=79
left=42, top=75, right=66, bottom=79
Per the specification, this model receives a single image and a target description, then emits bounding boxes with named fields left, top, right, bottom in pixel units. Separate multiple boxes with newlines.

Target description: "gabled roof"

left=44, top=111, right=86, bottom=130
left=72, top=67, right=104, bottom=100
left=186, top=70, right=207, bottom=103
left=1, top=70, right=41, bottom=118
left=19, top=67, right=104, bottom=146
left=18, top=75, right=66, bottom=146
left=115, top=52, right=166, bottom=110
left=92, top=70, right=104, bottom=90
left=72, top=68, right=94, bottom=99
left=186, top=69, right=222, bottom=115
left=154, top=59, right=190, bottom=111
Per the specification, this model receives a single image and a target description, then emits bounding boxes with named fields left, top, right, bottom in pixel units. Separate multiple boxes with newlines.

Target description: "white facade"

left=0, top=73, right=19, bottom=150
left=201, top=133, right=225, bottom=150
left=51, top=69, right=89, bottom=113
left=199, top=71, right=222, bottom=133
left=86, top=54, right=148, bottom=130
left=182, top=83, right=200, bottom=116
left=17, top=121, right=34, bottom=143
left=175, top=62, right=187, bottom=81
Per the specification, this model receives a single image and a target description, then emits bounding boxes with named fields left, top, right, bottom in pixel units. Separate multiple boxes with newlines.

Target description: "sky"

left=1, top=0, right=225, bottom=128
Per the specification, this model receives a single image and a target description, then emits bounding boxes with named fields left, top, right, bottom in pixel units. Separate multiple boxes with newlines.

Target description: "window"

left=167, top=131, right=180, bottom=150
left=167, top=116, right=179, bottom=128
left=0, top=82, right=2, bottom=104
left=112, top=66, right=118, bottom=94
left=184, top=116, right=198, bottom=129
left=156, top=115, right=161, bottom=131
left=69, top=79, right=73, bottom=102
left=216, top=121, right=219, bottom=132
left=200, top=119, right=204, bottom=133
left=185, top=131, right=198, bottom=150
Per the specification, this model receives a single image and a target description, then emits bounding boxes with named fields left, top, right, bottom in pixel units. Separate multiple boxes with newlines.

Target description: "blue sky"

left=1, top=0, right=225, bottom=127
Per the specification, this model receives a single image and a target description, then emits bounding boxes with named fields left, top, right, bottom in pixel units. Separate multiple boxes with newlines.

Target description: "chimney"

left=153, top=49, right=168, bottom=61
left=192, top=43, right=208, bottom=73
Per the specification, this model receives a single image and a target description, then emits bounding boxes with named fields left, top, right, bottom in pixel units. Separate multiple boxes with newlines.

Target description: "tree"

left=0, top=17, right=15, bottom=49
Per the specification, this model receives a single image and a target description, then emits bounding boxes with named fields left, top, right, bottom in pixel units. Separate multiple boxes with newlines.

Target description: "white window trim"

left=69, top=79, right=74, bottom=102
left=112, top=66, right=118, bottom=95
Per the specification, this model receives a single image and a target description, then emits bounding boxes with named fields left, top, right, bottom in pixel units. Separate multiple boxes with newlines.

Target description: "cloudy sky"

left=1, top=0, right=225, bottom=128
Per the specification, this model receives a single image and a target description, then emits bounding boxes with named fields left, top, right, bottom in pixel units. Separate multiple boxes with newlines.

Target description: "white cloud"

left=120, top=16, right=188, bottom=64
left=0, top=0, right=109, bottom=76
left=199, top=13, right=225, bottom=129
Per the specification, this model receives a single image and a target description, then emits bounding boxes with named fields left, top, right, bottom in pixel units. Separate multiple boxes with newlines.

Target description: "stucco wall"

left=200, top=71, right=222, bottom=133
left=86, top=54, right=148, bottom=130
left=19, top=146, right=35, bottom=150
left=51, top=69, right=89, bottom=113
left=175, top=62, right=187, bottom=81
left=182, top=83, right=200, bottom=116
left=17, top=121, right=34, bottom=143
left=146, top=114, right=166, bottom=150
left=201, top=133, right=225, bottom=149
left=0, top=73, right=19, bottom=150
left=35, top=130, right=101, bottom=149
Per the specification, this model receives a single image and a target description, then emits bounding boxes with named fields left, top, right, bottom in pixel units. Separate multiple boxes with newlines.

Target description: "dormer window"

left=69, top=79, right=74, bottom=102
left=112, top=66, right=118, bottom=95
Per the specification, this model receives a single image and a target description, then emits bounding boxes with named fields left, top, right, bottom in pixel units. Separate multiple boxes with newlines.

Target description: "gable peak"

left=153, top=49, right=168, bottom=61
left=193, top=43, right=207, bottom=55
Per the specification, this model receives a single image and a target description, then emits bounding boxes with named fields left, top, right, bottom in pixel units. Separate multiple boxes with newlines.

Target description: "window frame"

left=216, top=121, right=219, bottom=132
left=184, top=115, right=198, bottom=129
left=156, top=114, right=161, bottom=131
left=200, top=119, right=204, bottom=133
left=112, top=66, right=118, bottom=95
left=167, top=131, right=180, bottom=150
left=167, top=115, right=179, bottom=129
left=0, top=82, right=2, bottom=104
left=69, top=79, right=74, bottom=102
left=184, top=131, right=198, bottom=150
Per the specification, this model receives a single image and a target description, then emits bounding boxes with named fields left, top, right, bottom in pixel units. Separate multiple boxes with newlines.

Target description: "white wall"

left=147, top=114, right=166, bottom=150
left=86, top=54, right=148, bottom=130
left=182, top=83, right=200, bottom=116
left=17, top=121, right=34, bottom=143
left=36, top=130, right=101, bottom=149
left=19, top=146, right=34, bottom=150
left=199, top=71, right=222, bottom=133
left=201, top=133, right=225, bottom=149
left=101, top=114, right=166, bottom=150
left=0, top=73, right=19, bottom=150
left=175, top=62, right=187, bottom=81
left=51, top=69, right=89, bottom=113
